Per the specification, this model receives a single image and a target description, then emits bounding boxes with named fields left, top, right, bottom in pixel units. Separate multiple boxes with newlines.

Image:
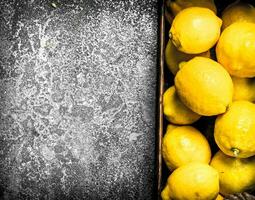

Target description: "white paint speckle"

left=41, top=145, right=55, bottom=161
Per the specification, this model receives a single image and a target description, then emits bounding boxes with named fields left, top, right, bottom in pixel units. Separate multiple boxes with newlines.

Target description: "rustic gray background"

left=0, top=0, right=158, bottom=199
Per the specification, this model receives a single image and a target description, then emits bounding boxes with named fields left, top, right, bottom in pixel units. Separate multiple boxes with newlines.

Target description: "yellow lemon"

left=222, top=1, right=255, bottom=30
left=232, top=76, right=255, bottom=102
left=161, top=184, right=171, bottom=200
left=175, top=56, right=233, bottom=116
left=170, top=7, right=222, bottom=54
left=166, top=0, right=217, bottom=16
left=214, top=101, right=255, bottom=158
left=216, top=22, right=255, bottom=78
left=161, top=163, right=219, bottom=200
left=165, top=39, right=211, bottom=75
left=163, top=86, right=201, bottom=125
left=210, top=151, right=255, bottom=195
left=215, top=194, right=224, bottom=200
left=162, top=125, right=211, bottom=170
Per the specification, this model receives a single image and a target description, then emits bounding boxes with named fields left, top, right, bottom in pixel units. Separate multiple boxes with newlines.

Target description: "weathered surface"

left=0, top=0, right=158, bottom=199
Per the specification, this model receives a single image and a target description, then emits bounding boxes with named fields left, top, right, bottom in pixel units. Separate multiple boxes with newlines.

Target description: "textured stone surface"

left=0, top=0, right=158, bottom=199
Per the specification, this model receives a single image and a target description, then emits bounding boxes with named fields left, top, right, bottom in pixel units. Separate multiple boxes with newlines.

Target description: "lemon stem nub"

left=169, top=32, right=181, bottom=49
left=231, top=148, right=240, bottom=157
left=169, top=32, right=173, bottom=39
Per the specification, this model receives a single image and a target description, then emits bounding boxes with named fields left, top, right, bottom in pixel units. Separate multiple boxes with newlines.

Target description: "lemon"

left=222, top=1, right=255, bottom=30
left=175, top=56, right=233, bottom=116
left=210, top=151, right=255, bottom=195
left=161, top=163, right=219, bottom=200
left=215, top=194, right=224, bottom=200
left=162, top=125, right=211, bottom=170
left=167, top=0, right=217, bottom=16
left=161, top=184, right=171, bottom=200
left=165, top=40, right=211, bottom=75
left=216, top=22, right=255, bottom=78
left=214, top=101, right=255, bottom=158
left=163, top=86, right=201, bottom=125
left=170, top=7, right=222, bottom=54
left=232, top=76, right=255, bottom=102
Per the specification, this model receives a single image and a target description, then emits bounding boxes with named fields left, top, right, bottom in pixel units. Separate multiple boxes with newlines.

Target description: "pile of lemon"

left=162, top=0, right=255, bottom=200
